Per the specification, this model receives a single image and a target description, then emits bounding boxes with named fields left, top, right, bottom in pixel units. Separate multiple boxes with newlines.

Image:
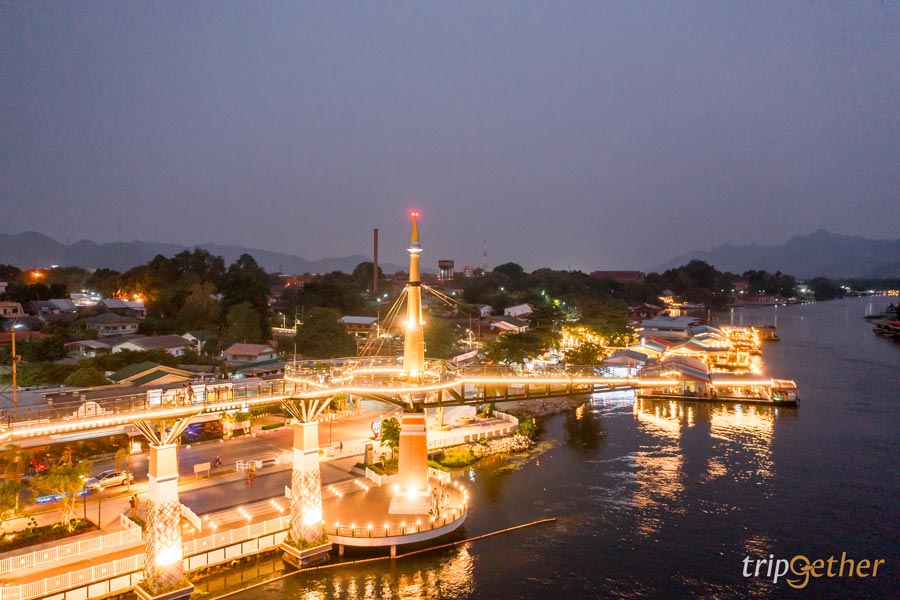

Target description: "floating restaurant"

left=637, top=357, right=799, bottom=406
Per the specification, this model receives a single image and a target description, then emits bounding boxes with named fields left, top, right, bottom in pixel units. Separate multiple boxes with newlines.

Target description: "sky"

left=1, top=2, right=898, bottom=272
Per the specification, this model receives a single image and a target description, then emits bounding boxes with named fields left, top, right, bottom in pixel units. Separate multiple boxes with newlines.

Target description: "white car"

left=84, top=469, right=134, bottom=490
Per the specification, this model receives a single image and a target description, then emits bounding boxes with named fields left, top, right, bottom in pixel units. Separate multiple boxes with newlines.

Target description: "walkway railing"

left=324, top=508, right=466, bottom=539
left=181, top=504, right=202, bottom=532
left=0, top=514, right=292, bottom=600
left=427, top=467, right=451, bottom=485
left=119, top=511, right=143, bottom=535
left=365, top=468, right=384, bottom=486
left=0, top=552, right=143, bottom=600
left=0, top=523, right=141, bottom=576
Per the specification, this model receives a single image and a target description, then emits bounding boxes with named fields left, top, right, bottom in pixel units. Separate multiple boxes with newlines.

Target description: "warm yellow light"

left=157, top=545, right=182, bottom=567
left=300, top=507, right=323, bottom=525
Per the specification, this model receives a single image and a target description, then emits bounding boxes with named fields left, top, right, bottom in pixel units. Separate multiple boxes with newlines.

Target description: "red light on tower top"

left=409, top=210, right=420, bottom=220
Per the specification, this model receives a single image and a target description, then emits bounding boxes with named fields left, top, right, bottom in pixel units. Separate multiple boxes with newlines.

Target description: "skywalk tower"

left=402, top=210, right=426, bottom=378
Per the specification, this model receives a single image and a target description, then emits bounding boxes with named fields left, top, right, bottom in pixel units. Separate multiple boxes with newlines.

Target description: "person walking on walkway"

left=129, top=495, right=139, bottom=518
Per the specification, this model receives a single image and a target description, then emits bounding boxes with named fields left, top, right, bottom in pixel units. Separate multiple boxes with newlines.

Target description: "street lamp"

left=10, top=319, right=25, bottom=418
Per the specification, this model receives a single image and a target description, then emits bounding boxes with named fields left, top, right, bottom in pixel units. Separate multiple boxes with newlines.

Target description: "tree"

left=295, top=308, right=356, bottom=358
left=565, top=341, right=604, bottom=365
left=0, top=480, right=26, bottom=534
left=64, top=366, right=110, bottom=387
left=493, top=262, right=526, bottom=286
left=222, top=302, right=266, bottom=346
left=17, top=336, right=66, bottom=362
left=176, top=282, right=222, bottom=332
left=379, top=417, right=400, bottom=452
left=222, top=254, right=270, bottom=339
left=36, top=458, right=93, bottom=530
left=115, top=447, right=132, bottom=492
left=351, top=262, right=384, bottom=293
left=424, top=319, right=458, bottom=359
left=486, top=331, right=550, bottom=366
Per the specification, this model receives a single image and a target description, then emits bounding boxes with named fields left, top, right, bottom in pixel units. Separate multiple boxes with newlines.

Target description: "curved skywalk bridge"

left=0, top=357, right=638, bottom=444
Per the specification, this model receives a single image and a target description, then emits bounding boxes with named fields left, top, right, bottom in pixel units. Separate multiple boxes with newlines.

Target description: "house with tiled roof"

left=223, top=343, right=278, bottom=365
left=99, top=298, right=147, bottom=319
left=83, top=312, right=140, bottom=337
left=113, top=335, right=193, bottom=356
left=65, top=339, right=114, bottom=358
left=486, top=316, right=529, bottom=334
left=182, top=330, right=216, bottom=354
left=0, top=302, right=26, bottom=320
left=338, top=316, right=379, bottom=339
left=601, top=349, right=650, bottom=376
left=503, top=304, right=533, bottom=318
left=110, top=361, right=195, bottom=386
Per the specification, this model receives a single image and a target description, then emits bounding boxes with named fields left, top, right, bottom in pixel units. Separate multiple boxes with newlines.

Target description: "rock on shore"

left=505, top=396, right=585, bottom=418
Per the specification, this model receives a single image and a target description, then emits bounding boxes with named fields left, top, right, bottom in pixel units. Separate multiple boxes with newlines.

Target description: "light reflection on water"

left=219, top=298, right=899, bottom=600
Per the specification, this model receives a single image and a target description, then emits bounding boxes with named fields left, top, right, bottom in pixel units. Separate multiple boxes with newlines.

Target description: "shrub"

left=260, top=423, right=284, bottom=431
left=436, top=447, right=477, bottom=468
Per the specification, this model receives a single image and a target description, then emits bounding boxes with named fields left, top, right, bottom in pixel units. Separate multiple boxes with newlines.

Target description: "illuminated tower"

left=392, top=210, right=431, bottom=514
left=402, top=210, right=426, bottom=378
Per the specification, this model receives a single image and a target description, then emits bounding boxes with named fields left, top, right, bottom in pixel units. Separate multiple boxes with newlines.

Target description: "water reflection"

left=627, top=398, right=783, bottom=536
left=629, top=398, right=688, bottom=536
left=563, top=403, right=605, bottom=453
left=276, top=547, right=475, bottom=600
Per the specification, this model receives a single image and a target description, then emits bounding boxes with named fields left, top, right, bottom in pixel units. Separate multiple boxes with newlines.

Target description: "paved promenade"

left=0, top=409, right=516, bottom=598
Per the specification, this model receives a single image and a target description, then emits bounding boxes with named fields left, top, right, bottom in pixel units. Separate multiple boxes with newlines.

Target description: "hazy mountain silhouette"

left=654, top=230, right=900, bottom=278
left=0, top=231, right=406, bottom=275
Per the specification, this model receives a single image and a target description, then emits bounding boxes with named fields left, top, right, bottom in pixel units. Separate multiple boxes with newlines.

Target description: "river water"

left=215, top=297, right=899, bottom=600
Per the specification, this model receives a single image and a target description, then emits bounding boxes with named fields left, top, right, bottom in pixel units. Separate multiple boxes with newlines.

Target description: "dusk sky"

left=1, top=3, right=898, bottom=272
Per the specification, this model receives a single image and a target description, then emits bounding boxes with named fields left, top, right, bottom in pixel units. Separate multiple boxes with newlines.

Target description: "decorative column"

left=133, top=417, right=196, bottom=600
left=280, top=398, right=332, bottom=568
left=389, top=408, right=432, bottom=514
left=402, top=210, right=426, bottom=378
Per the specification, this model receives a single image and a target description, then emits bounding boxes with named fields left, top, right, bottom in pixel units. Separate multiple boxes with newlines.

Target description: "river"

left=207, top=297, right=900, bottom=600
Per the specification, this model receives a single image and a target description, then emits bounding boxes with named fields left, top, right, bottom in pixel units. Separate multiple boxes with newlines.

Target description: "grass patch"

left=434, top=447, right=478, bottom=468
left=427, top=460, right=450, bottom=472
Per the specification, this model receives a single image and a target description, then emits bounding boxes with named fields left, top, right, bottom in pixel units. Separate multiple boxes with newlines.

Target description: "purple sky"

left=1, top=3, right=898, bottom=272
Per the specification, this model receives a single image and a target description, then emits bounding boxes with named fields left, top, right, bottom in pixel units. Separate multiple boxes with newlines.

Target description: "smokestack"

left=373, top=228, right=379, bottom=295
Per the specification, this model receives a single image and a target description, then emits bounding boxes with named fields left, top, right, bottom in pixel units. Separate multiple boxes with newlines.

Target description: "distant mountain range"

left=654, top=230, right=900, bottom=279
left=0, top=231, right=406, bottom=275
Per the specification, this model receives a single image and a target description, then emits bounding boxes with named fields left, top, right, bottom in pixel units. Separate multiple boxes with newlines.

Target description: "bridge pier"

left=280, top=400, right=332, bottom=568
left=133, top=418, right=196, bottom=600
left=390, top=410, right=431, bottom=514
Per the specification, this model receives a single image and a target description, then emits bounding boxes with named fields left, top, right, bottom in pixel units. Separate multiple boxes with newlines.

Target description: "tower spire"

left=402, top=210, right=425, bottom=377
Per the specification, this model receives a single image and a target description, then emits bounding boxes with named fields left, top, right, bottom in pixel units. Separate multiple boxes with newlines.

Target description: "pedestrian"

left=130, top=495, right=139, bottom=518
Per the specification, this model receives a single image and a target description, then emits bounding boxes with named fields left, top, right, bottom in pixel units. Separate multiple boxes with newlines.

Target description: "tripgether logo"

left=743, top=553, right=886, bottom=589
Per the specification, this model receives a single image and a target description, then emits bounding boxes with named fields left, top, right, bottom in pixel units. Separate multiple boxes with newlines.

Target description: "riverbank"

left=504, top=396, right=586, bottom=418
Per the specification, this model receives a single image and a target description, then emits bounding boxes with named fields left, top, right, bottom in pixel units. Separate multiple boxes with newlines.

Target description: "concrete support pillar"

left=287, top=421, right=325, bottom=548
left=137, top=443, right=192, bottom=600
left=398, top=412, right=428, bottom=494
left=281, top=418, right=331, bottom=568
left=390, top=411, right=431, bottom=515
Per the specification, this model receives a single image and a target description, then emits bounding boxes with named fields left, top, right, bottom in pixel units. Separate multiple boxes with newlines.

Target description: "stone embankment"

left=471, top=434, right=534, bottom=457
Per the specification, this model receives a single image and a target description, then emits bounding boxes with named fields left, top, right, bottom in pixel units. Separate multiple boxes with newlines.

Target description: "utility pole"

left=11, top=319, right=18, bottom=418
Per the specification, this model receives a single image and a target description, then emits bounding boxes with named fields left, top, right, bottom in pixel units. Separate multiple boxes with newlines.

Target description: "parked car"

left=84, top=469, right=134, bottom=489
